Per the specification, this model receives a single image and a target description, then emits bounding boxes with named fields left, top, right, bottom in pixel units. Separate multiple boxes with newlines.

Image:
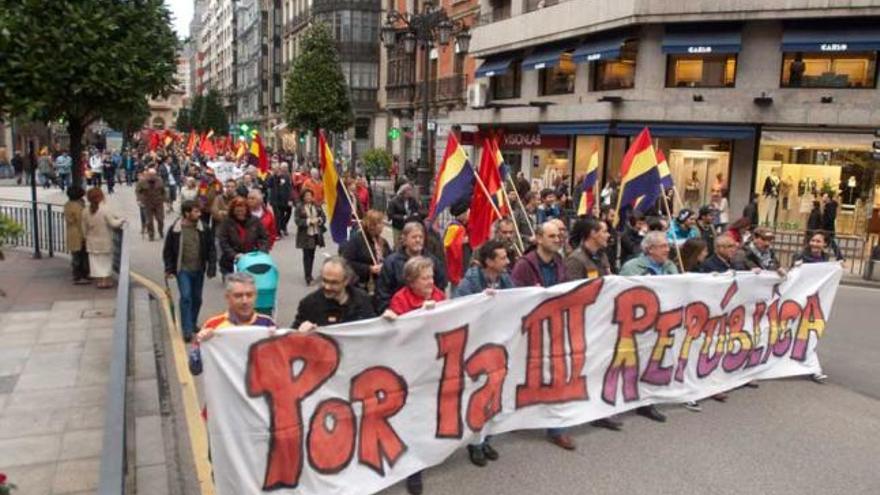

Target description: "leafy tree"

left=175, top=106, right=193, bottom=133
left=105, top=97, right=151, bottom=151
left=362, top=148, right=392, bottom=178
left=283, top=22, right=354, bottom=135
left=189, top=90, right=228, bottom=135
left=0, top=0, right=178, bottom=186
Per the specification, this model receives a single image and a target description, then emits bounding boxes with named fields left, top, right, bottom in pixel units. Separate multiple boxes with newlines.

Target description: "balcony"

left=386, top=84, right=415, bottom=110
left=284, top=9, right=310, bottom=37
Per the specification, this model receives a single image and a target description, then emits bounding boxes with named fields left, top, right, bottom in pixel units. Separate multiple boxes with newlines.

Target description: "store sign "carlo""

left=820, top=43, right=848, bottom=52
left=687, top=46, right=713, bottom=54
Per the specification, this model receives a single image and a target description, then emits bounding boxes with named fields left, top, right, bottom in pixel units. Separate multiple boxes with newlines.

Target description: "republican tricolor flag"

left=428, top=133, right=475, bottom=221
left=319, top=130, right=353, bottom=244
left=614, top=127, right=661, bottom=226
left=656, top=148, right=674, bottom=191
left=577, top=144, right=600, bottom=216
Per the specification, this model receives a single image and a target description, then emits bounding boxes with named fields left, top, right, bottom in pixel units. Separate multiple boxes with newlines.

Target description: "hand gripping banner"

left=201, top=263, right=842, bottom=495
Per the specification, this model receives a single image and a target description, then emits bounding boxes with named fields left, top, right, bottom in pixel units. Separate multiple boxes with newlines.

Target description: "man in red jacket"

left=510, top=221, right=576, bottom=451
left=247, top=189, right=278, bottom=250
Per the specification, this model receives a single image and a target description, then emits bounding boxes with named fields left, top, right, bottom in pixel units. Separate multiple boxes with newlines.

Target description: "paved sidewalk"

left=0, top=249, right=116, bottom=495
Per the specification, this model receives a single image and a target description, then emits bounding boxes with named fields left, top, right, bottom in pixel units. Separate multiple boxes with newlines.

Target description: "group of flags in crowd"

left=429, top=126, right=682, bottom=266
left=141, top=128, right=269, bottom=173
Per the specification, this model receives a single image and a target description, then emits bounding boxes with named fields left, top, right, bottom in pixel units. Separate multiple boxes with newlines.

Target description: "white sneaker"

left=811, top=373, right=828, bottom=384
left=683, top=401, right=702, bottom=412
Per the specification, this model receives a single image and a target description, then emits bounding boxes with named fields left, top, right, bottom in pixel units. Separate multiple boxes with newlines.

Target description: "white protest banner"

left=208, top=160, right=244, bottom=183
left=202, top=263, right=842, bottom=495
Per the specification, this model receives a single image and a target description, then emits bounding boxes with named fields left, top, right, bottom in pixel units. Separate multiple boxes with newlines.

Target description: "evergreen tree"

left=0, top=0, right=178, bottom=186
left=191, top=90, right=228, bottom=135
left=175, top=107, right=193, bottom=133
left=283, top=22, right=354, bottom=135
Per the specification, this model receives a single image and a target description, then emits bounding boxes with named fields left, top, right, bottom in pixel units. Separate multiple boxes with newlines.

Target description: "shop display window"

left=780, top=51, right=878, bottom=88
left=666, top=54, right=737, bottom=88
left=757, top=132, right=880, bottom=235
left=529, top=149, right=571, bottom=192
left=666, top=147, right=730, bottom=211
left=539, top=52, right=576, bottom=96
left=591, top=40, right=638, bottom=91
left=491, top=62, right=521, bottom=100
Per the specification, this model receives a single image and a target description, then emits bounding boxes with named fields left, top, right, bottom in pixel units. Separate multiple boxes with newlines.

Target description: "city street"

left=2, top=183, right=878, bottom=494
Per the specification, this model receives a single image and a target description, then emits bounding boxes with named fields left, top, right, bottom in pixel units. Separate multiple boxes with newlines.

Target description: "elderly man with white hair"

left=619, top=230, right=678, bottom=423
left=246, top=189, right=278, bottom=250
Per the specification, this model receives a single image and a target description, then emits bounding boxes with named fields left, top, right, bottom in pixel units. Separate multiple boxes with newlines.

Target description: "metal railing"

left=769, top=228, right=870, bottom=276
left=0, top=198, right=67, bottom=256
left=98, top=226, right=132, bottom=495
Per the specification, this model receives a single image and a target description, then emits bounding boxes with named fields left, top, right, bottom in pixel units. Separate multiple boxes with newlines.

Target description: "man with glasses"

left=292, top=257, right=376, bottom=333
left=699, top=234, right=738, bottom=273
left=733, top=227, right=782, bottom=272
left=619, top=231, right=678, bottom=423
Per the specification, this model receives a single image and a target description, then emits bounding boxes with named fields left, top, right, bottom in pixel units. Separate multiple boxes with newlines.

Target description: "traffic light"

left=299, top=134, right=306, bottom=144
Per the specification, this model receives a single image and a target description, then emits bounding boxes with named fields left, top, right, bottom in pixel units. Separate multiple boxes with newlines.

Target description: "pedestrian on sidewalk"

left=64, top=186, right=90, bottom=285
left=82, top=187, right=125, bottom=289
left=163, top=200, right=217, bottom=342
left=11, top=150, right=24, bottom=185
left=294, top=189, right=326, bottom=285
left=88, top=150, right=103, bottom=189
left=55, top=150, right=73, bottom=192
left=136, top=167, right=167, bottom=241
left=103, top=151, right=116, bottom=194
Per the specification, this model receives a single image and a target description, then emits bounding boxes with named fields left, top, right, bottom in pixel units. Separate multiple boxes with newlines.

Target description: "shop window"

left=591, top=40, right=638, bottom=91
left=780, top=52, right=878, bottom=88
left=666, top=54, right=737, bottom=88
left=491, top=62, right=521, bottom=100
left=539, top=52, right=576, bottom=96
left=573, top=136, right=605, bottom=210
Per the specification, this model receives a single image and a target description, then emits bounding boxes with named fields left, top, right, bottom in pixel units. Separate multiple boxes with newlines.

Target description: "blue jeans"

left=176, top=270, right=205, bottom=338
left=547, top=427, right=566, bottom=438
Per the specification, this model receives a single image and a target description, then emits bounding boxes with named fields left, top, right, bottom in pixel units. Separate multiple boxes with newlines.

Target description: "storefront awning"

left=539, top=123, right=611, bottom=135
left=661, top=30, right=742, bottom=55
left=475, top=54, right=517, bottom=78
left=573, top=37, right=628, bottom=63
left=522, top=43, right=574, bottom=71
left=616, top=123, right=755, bottom=140
left=781, top=28, right=880, bottom=52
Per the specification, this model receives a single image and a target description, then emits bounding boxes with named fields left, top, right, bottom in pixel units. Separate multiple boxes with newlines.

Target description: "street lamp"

left=382, top=1, right=470, bottom=197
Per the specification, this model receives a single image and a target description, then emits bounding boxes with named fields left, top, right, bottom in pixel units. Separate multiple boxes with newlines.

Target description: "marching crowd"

left=155, top=166, right=833, bottom=495
left=50, top=142, right=844, bottom=495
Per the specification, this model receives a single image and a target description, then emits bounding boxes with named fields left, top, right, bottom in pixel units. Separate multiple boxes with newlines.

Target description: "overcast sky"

left=166, top=0, right=193, bottom=39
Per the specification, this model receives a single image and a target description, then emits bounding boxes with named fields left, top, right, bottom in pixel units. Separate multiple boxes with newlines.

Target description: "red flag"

left=148, top=131, right=160, bottom=151
left=467, top=139, right=504, bottom=249
left=186, top=132, right=198, bottom=155
left=224, top=135, right=233, bottom=156
left=200, top=132, right=216, bottom=158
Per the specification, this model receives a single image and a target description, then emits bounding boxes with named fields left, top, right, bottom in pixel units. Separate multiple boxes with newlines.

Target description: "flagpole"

left=660, top=183, right=685, bottom=273
left=498, top=185, right=525, bottom=254
left=505, top=176, right=536, bottom=238
left=470, top=161, right=522, bottom=255
left=338, top=172, right=379, bottom=267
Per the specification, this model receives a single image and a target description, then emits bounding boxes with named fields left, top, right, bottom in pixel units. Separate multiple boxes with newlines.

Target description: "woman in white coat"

left=82, top=187, right=125, bottom=288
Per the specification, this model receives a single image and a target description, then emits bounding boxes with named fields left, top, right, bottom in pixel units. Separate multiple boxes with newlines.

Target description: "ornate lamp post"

left=382, top=1, right=471, bottom=196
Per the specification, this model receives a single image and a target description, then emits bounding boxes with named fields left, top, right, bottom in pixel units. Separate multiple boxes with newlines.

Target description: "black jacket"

left=387, top=195, right=421, bottom=230
left=215, top=216, right=269, bottom=273
left=162, top=219, right=217, bottom=277
left=822, top=200, right=837, bottom=233
left=341, top=232, right=391, bottom=290
left=698, top=254, right=733, bottom=273
left=266, top=174, right=293, bottom=206
left=291, top=286, right=376, bottom=328
left=375, top=250, right=447, bottom=312
left=619, top=225, right=643, bottom=264
left=697, top=222, right=716, bottom=256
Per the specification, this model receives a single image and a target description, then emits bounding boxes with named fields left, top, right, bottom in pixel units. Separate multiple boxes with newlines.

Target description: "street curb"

left=840, top=279, right=880, bottom=290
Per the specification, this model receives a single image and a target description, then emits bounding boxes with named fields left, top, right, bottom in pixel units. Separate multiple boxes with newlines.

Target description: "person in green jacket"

left=620, top=231, right=680, bottom=276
